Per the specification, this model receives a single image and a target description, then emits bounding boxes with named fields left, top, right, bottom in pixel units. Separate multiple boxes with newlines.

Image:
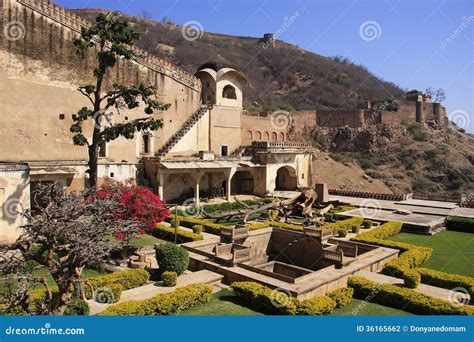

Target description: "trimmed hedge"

left=417, top=267, right=474, bottom=298
left=101, top=284, right=212, bottom=316
left=445, top=216, right=474, bottom=233
left=352, top=221, right=432, bottom=288
left=64, top=298, right=90, bottom=316
left=348, top=276, right=474, bottom=315
left=268, top=221, right=304, bottom=231
left=317, top=217, right=364, bottom=234
left=154, top=223, right=203, bottom=243
left=166, top=215, right=224, bottom=235
left=362, top=220, right=373, bottom=229
left=248, top=222, right=270, bottom=231
left=84, top=269, right=149, bottom=301
left=327, top=287, right=354, bottom=308
left=353, top=221, right=403, bottom=240
left=402, top=269, right=421, bottom=289
left=231, top=282, right=351, bottom=315
left=155, top=242, right=189, bottom=275
left=161, top=271, right=177, bottom=287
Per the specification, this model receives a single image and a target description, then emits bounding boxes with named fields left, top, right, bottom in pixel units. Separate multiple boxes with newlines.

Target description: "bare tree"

left=0, top=183, right=139, bottom=315
left=139, top=10, right=153, bottom=20
left=425, top=87, right=446, bottom=103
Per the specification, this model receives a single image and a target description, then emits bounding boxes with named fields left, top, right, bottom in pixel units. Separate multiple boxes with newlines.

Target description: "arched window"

left=256, top=131, right=262, bottom=140
left=280, top=132, right=285, bottom=141
left=248, top=130, right=253, bottom=141
left=222, top=85, right=237, bottom=99
left=141, top=134, right=151, bottom=154
left=271, top=132, right=278, bottom=141
left=264, top=132, right=269, bottom=141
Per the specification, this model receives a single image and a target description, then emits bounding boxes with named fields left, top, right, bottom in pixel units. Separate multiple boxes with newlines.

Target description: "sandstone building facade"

left=0, top=0, right=446, bottom=243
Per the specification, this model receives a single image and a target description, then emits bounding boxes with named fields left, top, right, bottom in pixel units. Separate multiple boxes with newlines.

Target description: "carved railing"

left=328, top=189, right=408, bottom=201
left=323, top=249, right=343, bottom=264
left=304, top=227, right=333, bottom=241
left=252, top=141, right=312, bottom=151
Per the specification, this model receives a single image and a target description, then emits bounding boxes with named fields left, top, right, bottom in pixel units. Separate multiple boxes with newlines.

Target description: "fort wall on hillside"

left=241, top=99, right=447, bottom=139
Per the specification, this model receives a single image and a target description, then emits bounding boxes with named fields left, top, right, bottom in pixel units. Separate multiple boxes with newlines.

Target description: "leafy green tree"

left=71, top=13, right=170, bottom=187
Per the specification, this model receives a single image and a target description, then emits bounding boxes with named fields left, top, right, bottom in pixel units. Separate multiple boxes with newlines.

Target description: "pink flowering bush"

left=94, top=181, right=170, bottom=237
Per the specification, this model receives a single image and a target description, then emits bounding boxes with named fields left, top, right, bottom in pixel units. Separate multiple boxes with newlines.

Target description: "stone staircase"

left=156, top=105, right=210, bottom=157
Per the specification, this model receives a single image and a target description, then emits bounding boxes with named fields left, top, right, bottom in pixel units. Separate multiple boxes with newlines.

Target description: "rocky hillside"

left=302, top=123, right=474, bottom=197
left=73, top=9, right=405, bottom=111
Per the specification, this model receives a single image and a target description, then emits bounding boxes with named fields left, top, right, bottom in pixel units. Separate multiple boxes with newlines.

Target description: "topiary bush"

left=351, top=225, right=360, bottom=234
left=64, top=298, right=90, bottom=316
left=362, top=220, right=373, bottom=229
left=403, top=269, right=421, bottom=289
left=338, top=229, right=347, bottom=238
left=192, top=225, right=203, bottom=234
left=155, top=242, right=189, bottom=275
left=161, top=271, right=178, bottom=287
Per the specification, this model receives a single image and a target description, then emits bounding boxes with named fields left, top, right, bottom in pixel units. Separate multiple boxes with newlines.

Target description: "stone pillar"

left=158, top=173, right=165, bottom=199
left=190, top=173, right=204, bottom=206
left=195, top=181, right=200, bottom=206
left=416, top=101, right=424, bottom=123
left=224, top=168, right=237, bottom=201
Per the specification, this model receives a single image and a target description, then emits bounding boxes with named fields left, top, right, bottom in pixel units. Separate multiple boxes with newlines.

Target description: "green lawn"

left=178, top=289, right=263, bottom=316
left=331, top=299, right=413, bottom=316
left=130, top=234, right=164, bottom=248
left=178, top=290, right=411, bottom=316
left=389, top=230, right=474, bottom=277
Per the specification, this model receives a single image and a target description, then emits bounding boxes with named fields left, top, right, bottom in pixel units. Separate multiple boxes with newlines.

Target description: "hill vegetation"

left=73, top=9, right=404, bottom=111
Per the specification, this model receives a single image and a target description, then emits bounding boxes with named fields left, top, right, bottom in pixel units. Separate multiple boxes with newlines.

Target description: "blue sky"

left=56, top=0, right=474, bottom=133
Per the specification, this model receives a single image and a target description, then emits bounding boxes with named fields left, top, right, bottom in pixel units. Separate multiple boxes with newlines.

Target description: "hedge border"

left=231, top=281, right=353, bottom=315
left=348, top=276, right=474, bottom=315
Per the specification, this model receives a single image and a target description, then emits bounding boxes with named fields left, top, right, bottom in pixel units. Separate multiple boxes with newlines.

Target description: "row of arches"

left=247, top=130, right=287, bottom=142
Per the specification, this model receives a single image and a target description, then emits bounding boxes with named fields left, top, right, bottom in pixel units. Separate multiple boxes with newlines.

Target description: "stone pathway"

left=88, top=269, right=223, bottom=315
left=358, top=270, right=472, bottom=306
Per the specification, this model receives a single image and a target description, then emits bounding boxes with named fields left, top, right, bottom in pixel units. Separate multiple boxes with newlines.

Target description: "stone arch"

left=275, top=166, right=297, bottom=191
left=231, top=171, right=254, bottom=195
left=271, top=132, right=278, bottom=141
left=256, top=131, right=262, bottom=140
left=264, top=131, right=270, bottom=141
left=247, top=130, right=253, bottom=141
left=222, top=84, right=237, bottom=99
left=279, top=132, right=285, bottom=141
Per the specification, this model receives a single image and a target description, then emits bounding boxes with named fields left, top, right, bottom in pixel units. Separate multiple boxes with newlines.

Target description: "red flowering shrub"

left=94, top=181, right=170, bottom=234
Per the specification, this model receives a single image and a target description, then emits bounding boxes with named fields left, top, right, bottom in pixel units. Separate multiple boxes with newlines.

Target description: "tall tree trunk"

left=88, top=145, right=99, bottom=188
